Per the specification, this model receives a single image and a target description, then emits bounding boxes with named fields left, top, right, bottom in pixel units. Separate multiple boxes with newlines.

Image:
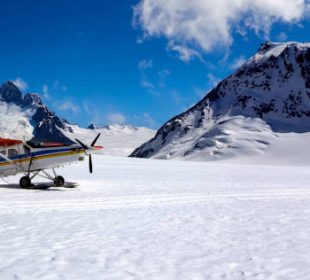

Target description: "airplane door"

left=22, top=145, right=32, bottom=171
left=8, top=147, right=22, bottom=171
left=17, top=146, right=24, bottom=167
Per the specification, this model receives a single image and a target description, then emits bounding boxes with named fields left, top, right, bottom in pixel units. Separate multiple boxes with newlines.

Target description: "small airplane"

left=0, top=134, right=103, bottom=188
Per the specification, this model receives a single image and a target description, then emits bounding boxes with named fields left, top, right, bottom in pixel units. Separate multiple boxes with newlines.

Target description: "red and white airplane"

left=0, top=134, right=102, bottom=188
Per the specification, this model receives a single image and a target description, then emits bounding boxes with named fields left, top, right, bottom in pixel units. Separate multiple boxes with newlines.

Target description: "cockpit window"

left=0, top=150, right=6, bottom=156
left=24, top=145, right=31, bottom=155
left=8, top=149, right=18, bottom=157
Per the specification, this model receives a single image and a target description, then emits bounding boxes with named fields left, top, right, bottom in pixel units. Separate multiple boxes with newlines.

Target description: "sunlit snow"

left=0, top=155, right=310, bottom=279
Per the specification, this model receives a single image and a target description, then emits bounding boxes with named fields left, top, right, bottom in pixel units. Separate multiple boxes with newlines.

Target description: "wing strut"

left=0, top=153, right=13, bottom=163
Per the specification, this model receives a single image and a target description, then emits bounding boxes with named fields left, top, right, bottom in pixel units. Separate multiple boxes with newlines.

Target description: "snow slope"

left=1, top=156, right=310, bottom=279
left=131, top=42, right=310, bottom=161
left=65, top=124, right=156, bottom=156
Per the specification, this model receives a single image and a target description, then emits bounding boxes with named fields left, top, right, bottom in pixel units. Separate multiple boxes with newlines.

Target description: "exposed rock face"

left=131, top=42, right=310, bottom=160
left=87, top=124, right=104, bottom=130
left=0, top=81, right=23, bottom=105
left=0, top=81, right=73, bottom=143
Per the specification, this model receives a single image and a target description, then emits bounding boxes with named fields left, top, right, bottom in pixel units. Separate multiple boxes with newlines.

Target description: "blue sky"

left=0, top=0, right=309, bottom=128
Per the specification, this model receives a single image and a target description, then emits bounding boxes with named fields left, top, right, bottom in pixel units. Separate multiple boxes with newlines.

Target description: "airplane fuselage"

left=0, top=143, right=85, bottom=177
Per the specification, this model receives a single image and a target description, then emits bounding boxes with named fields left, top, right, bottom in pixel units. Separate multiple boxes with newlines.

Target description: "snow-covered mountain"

left=0, top=81, right=73, bottom=143
left=131, top=42, right=310, bottom=161
left=67, top=124, right=156, bottom=156
left=0, top=81, right=155, bottom=155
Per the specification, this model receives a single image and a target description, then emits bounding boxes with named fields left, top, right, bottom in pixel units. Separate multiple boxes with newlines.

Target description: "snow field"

left=65, top=125, right=155, bottom=157
left=0, top=156, right=310, bottom=279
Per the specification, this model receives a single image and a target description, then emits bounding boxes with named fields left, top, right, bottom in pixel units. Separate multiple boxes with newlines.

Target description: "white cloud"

left=158, top=69, right=171, bottom=87
left=277, top=32, right=288, bottom=41
left=134, top=0, right=309, bottom=60
left=53, top=80, right=68, bottom=92
left=133, top=113, right=157, bottom=128
left=42, top=84, right=49, bottom=99
left=158, top=69, right=170, bottom=78
left=84, top=103, right=103, bottom=125
left=207, top=73, right=221, bottom=88
left=139, top=59, right=156, bottom=92
left=138, top=59, right=153, bottom=70
left=138, top=59, right=171, bottom=93
left=58, top=101, right=79, bottom=114
left=0, top=101, right=33, bottom=140
left=83, top=101, right=91, bottom=115
left=230, top=56, right=247, bottom=70
left=140, top=79, right=155, bottom=90
left=12, top=77, right=28, bottom=92
left=107, top=113, right=126, bottom=125
left=169, top=44, right=203, bottom=62
left=142, top=113, right=156, bottom=127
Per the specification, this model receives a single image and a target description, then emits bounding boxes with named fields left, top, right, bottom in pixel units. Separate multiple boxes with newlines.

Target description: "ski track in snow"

left=1, top=190, right=310, bottom=213
left=1, top=156, right=310, bottom=279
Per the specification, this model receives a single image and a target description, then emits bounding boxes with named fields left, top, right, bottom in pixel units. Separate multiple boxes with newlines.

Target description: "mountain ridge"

left=0, top=81, right=73, bottom=143
left=0, top=82, right=156, bottom=155
left=131, top=41, right=310, bottom=160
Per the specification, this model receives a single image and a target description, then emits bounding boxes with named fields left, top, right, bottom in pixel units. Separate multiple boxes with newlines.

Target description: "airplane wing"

left=0, top=138, right=23, bottom=146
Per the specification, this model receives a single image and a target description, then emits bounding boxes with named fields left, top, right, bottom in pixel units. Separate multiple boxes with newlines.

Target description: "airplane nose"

left=93, top=145, right=104, bottom=150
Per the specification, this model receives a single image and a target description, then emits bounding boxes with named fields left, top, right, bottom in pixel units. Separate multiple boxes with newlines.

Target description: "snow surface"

left=64, top=124, right=156, bottom=157
left=253, top=42, right=310, bottom=62
left=132, top=115, right=310, bottom=165
left=1, top=155, right=310, bottom=279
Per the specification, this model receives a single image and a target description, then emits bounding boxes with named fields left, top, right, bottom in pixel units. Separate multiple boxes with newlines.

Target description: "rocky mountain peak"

left=87, top=124, right=104, bottom=130
left=23, top=93, right=43, bottom=107
left=0, top=81, right=23, bottom=105
left=0, top=81, right=73, bottom=143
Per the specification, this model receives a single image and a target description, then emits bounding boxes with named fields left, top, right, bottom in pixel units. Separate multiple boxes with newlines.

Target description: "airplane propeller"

left=89, top=153, right=93, bottom=173
left=75, top=133, right=101, bottom=174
